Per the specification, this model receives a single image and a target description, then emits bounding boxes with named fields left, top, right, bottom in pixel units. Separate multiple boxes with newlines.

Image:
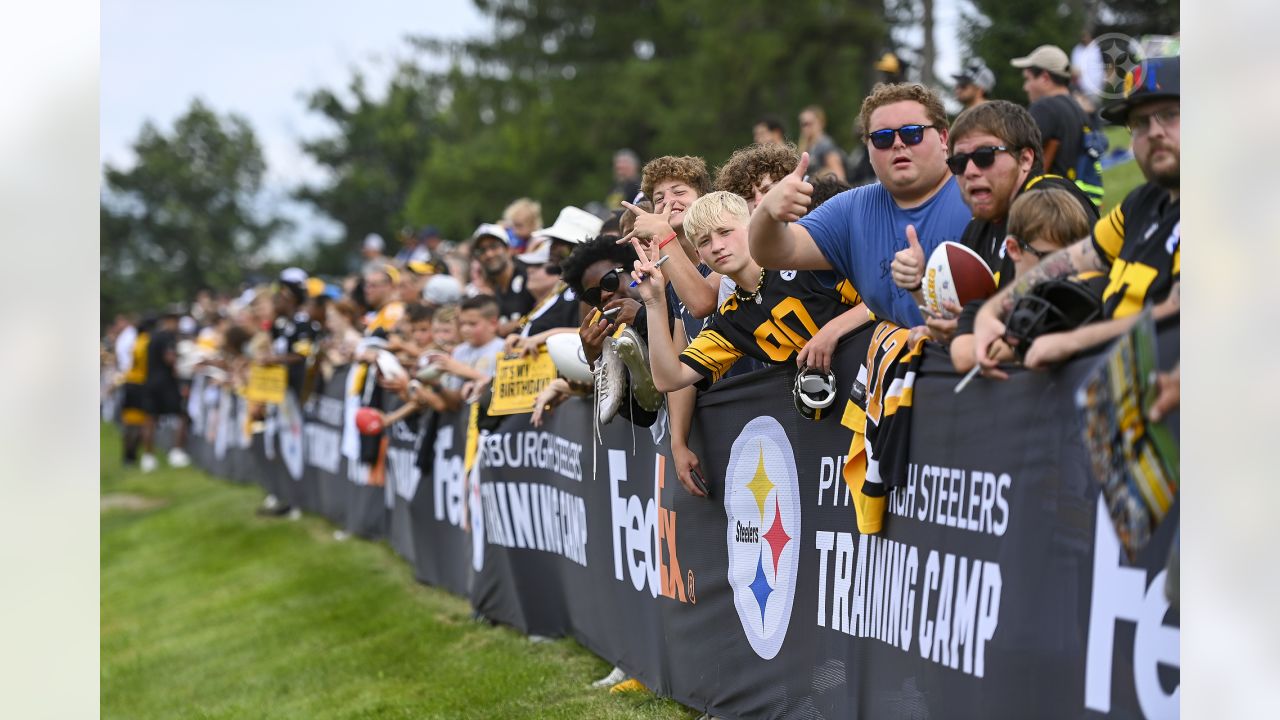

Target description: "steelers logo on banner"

left=279, top=390, right=305, bottom=481
left=725, top=416, right=801, bottom=660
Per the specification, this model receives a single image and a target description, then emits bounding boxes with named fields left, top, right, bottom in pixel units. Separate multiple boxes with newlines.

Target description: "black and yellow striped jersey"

left=679, top=271, right=861, bottom=388
left=1091, top=182, right=1180, bottom=318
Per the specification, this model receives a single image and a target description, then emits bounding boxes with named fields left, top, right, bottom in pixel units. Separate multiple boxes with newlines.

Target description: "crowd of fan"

left=101, top=46, right=1181, bottom=515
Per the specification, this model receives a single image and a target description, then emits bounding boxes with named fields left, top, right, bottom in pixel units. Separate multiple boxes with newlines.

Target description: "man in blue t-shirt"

left=750, top=83, right=972, bottom=328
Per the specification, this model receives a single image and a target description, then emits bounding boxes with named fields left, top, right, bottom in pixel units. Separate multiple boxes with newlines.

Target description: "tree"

left=101, top=99, right=283, bottom=325
left=963, top=0, right=1178, bottom=103
left=399, top=0, right=887, bottom=239
left=295, top=63, right=444, bottom=273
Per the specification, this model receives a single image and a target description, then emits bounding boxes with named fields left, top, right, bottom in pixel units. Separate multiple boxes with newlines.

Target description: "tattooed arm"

left=972, top=236, right=1109, bottom=378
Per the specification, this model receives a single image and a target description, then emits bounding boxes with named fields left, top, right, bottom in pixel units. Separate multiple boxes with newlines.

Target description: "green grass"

left=1100, top=125, right=1143, bottom=215
left=101, top=424, right=698, bottom=720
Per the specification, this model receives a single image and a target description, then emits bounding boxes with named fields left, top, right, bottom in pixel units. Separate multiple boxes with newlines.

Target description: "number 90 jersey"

left=1092, top=182, right=1180, bottom=319
left=679, top=270, right=862, bottom=389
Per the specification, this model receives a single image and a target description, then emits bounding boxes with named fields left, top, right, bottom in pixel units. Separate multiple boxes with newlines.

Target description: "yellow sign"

left=245, top=364, right=288, bottom=405
left=488, top=350, right=558, bottom=416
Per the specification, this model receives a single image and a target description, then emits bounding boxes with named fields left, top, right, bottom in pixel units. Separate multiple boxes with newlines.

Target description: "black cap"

left=1100, top=56, right=1180, bottom=125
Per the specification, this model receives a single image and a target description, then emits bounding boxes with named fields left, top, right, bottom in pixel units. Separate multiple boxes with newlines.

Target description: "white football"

left=922, top=241, right=997, bottom=317
left=546, top=333, right=593, bottom=384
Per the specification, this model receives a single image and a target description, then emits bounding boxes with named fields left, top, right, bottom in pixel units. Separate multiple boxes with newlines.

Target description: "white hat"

left=471, top=223, right=508, bottom=244
left=516, top=238, right=552, bottom=265
left=423, top=274, right=463, bottom=305
left=362, top=233, right=385, bottom=251
left=279, top=267, right=308, bottom=286
left=1010, top=45, right=1071, bottom=78
left=532, top=206, right=603, bottom=245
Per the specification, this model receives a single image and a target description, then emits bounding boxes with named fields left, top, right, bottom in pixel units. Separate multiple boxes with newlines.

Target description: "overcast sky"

left=101, top=0, right=963, bottom=253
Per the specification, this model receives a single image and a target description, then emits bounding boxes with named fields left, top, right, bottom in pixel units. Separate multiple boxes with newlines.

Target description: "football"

left=354, top=406, right=385, bottom=436
left=546, top=333, right=594, bottom=384
left=921, top=241, right=997, bottom=317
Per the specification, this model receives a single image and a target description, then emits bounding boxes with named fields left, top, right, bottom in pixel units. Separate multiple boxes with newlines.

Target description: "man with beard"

left=972, top=56, right=1180, bottom=374
left=470, top=222, right=534, bottom=336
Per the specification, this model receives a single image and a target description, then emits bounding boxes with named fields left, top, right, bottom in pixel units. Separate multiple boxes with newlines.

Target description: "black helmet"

left=793, top=367, right=837, bottom=421
left=1004, top=277, right=1103, bottom=361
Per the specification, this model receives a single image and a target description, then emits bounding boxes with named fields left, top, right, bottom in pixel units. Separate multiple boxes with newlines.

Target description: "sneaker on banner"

left=594, top=340, right=624, bottom=425
left=611, top=326, right=663, bottom=412
left=140, top=453, right=158, bottom=473
left=590, top=666, right=627, bottom=689
left=167, top=447, right=191, bottom=468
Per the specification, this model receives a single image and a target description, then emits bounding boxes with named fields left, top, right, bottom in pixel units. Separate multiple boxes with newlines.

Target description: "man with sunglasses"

left=971, top=56, right=1181, bottom=375
left=751, top=83, right=971, bottom=329
left=891, top=101, right=1098, bottom=342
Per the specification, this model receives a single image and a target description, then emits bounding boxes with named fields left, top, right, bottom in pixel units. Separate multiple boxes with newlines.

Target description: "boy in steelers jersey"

left=971, top=56, right=1181, bottom=375
left=630, top=191, right=870, bottom=392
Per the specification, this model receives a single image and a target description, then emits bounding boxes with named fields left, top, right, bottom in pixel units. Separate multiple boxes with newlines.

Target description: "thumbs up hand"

left=891, top=224, right=926, bottom=292
left=757, top=152, right=814, bottom=223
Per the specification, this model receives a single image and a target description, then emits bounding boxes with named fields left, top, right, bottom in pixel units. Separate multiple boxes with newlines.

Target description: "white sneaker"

left=261, top=494, right=281, bottom=511
left=332, top=530, right=350, bottom=542
left=595, top=341, right=624, bottom=425
left=140, top=453, right=158, bottom=473
left=287, top=507, right=302, bottom=521
left=613, top=327, right=662, bottom=412
left=167, top=447, right=191, bottom=468
left=590, top=666, right=627, bottom=688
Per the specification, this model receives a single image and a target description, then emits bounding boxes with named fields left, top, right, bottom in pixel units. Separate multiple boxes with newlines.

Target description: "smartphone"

left=691, top=468, right=710, bottom=497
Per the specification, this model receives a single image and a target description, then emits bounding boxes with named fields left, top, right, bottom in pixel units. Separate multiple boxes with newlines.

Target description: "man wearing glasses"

left=890, top=100, right=1098, bottom=343
left=750, top=83, right=971, bottom=329
left=971, top=56, right=1180, bottom=374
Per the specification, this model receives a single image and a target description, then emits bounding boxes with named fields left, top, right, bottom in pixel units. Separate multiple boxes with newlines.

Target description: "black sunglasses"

left=946, top=145, right=1014, bottom=175
left=1010, top=236, right=1054, bottom=260
left=866, top=124, right=936, bottom=150
left=582, top=267, right=625, bottom=308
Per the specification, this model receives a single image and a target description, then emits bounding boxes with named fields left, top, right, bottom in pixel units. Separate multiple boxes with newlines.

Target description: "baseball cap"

left=362, top=233, right=385, bottom=252
left=471, top=223, right=508, bottom=245
left=953, top=61, right=995, bottom=92
left=279, top=267, right=308, bottom=286
left=516, top=239, right=552, bottom=265
left=532, top=206, right=604, bottom=245
left=1100, top=56, right=1180, bottom=125
left=1010, top=45, right=1071, bottom=78
left=423, top=274, right=463, bottom=306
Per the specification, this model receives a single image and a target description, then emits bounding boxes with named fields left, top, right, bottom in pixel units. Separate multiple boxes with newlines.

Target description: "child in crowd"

left=429, top=295, right=505, bottom=409
left=949, top=185, right=1101, bottom=372
left=632, top=191, right=868, bottom=392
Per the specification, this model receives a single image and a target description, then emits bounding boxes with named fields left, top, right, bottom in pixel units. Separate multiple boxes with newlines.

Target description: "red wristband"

left=657, top=232, right=677, bottom=249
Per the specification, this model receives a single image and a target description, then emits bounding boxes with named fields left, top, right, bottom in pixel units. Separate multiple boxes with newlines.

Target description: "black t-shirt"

left=145, top=330, right=178, bottom=389
left=525, top=286, right=581, bottom=337
left=495, top=265, right=536, bottom=327
left=1028, top=94, right=1086, bottom=178
left=960, top=174, right=1099, bottom=289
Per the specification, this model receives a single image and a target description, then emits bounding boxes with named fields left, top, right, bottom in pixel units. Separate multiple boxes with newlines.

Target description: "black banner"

left=185, top=324, right=1180, bottom=720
